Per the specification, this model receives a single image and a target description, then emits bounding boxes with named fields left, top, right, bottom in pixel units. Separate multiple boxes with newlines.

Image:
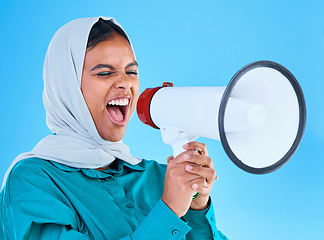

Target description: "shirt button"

left=126, top=203, right=134, bottom=209
left=211, top=215, right=215, bottom=221
left=172, top=229, right=179, bottom=236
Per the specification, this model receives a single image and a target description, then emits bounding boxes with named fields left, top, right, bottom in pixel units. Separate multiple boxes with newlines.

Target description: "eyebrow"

left=90, top=61, right=138, bottom=71
left=90, top=64, right=114, bottom=71
left=126, top=62, right=138, bottom=69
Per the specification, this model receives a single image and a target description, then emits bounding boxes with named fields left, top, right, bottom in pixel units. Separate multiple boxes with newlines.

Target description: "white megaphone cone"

left=137, top=61, right=306, bottom=174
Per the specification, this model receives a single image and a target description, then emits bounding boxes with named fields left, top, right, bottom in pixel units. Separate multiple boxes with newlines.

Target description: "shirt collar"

left=50, top=158, right=144, bottom=179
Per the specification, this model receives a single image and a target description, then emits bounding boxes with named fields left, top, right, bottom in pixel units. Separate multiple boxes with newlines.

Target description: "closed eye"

left=97, top=72, right=113, bottom=77
left=126, top=71, right=138, bottom=75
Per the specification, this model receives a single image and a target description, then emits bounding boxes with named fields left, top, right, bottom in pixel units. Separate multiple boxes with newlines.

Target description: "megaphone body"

left=137, top=61, right=306, bottom=174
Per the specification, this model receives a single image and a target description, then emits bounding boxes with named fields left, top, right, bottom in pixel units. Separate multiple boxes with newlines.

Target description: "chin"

left=109, top=137, right=123, bottom=142
left=100, top=130, right=125, bottom=142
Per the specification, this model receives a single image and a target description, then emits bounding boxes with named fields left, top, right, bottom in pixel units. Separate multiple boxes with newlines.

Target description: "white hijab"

left=2, top=17, right=141, bottom=189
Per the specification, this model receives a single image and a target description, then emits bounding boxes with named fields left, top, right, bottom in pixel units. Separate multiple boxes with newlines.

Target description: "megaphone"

left=137, top=61, right=306, bottom=174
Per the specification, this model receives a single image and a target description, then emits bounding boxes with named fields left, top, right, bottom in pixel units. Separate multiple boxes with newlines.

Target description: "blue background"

left=0, top=1, right=323, bottom=239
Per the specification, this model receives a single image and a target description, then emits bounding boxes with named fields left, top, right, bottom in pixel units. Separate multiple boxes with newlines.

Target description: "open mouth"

left=106, top=97, right=130, bottom=126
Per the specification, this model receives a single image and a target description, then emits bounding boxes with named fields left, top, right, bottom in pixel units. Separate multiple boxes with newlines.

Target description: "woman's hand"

left=161, top=142, right=217, bottom=217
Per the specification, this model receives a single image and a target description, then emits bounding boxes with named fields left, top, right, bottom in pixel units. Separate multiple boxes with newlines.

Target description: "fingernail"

left=185, top=154, right=190, bottom=160
left=186, top=165, right=192, bottom=171
left=183, top=143, right=188, bottom=148
left=193, top=184, right=199, bottom=190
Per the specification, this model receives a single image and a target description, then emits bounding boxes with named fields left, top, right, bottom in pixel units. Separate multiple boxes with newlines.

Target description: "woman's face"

left=81, top=33, right=139, bottom=142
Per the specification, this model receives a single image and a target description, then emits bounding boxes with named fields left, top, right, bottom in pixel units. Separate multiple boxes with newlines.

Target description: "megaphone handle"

left=160, top=126, right=199, bottom=198
left=160, top=125, right=198, bottom=157
left=171, top=139, right=188, bottom=157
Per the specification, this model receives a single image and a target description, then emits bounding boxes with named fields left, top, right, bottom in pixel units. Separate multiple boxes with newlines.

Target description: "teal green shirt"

left=0, top=158, right=228, bottom=240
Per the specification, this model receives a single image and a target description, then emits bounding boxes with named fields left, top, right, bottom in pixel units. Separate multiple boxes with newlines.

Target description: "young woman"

left=0, top=17, right=228, bottom=240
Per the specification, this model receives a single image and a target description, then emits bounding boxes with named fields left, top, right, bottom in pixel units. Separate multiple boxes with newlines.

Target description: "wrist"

left=161, top=195, right=184, bottom=218
left=190, top=196, right=210, bottom=211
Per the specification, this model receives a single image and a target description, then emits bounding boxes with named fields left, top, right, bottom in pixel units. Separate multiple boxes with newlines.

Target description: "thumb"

left=167, top=156, right=174, bottom=163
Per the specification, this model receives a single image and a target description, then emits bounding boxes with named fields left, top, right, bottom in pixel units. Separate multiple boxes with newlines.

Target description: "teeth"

left=107, top=98, right=129, bottom=106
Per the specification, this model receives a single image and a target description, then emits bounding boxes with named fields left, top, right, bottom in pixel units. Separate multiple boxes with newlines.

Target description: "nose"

left=114, top=73, right=132, bottom=91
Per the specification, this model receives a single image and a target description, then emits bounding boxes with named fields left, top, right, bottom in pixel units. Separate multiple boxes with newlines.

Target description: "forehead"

left=84, top=34, right=135, bottom=67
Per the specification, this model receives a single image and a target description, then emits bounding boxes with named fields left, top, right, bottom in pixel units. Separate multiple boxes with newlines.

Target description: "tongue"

left=107, top=106, right=124, bottom=122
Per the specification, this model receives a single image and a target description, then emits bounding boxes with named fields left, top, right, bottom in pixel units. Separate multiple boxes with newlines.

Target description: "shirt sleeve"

left=183, top=198, right=228, bottom=240
left=130, top=199, right=191, bottom=240
left=2, top=198, right=190, bottom=240
left=1, top=200, right=91, bottom=240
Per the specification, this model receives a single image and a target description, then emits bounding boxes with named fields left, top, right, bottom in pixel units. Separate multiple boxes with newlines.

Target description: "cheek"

left=81, top=84, right=94, bottom=108
left=81, top=78, right=105, bottom=115
left=132, top=89, right=140, bottom=109
left=81, top=75, right=93, bottom=100
left=133, top=80, right=140, bottom=100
